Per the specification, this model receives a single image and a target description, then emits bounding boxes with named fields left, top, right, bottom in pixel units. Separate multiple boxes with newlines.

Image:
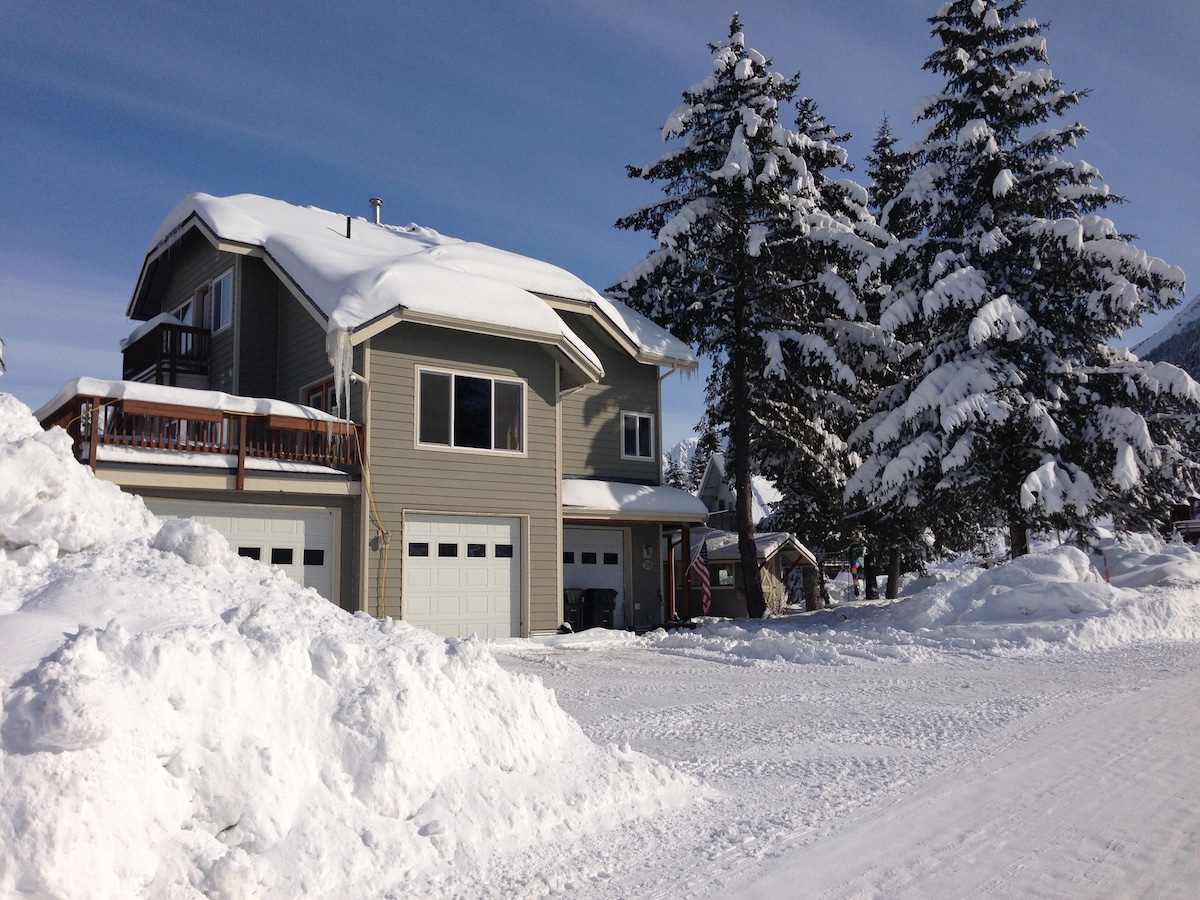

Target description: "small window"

left=303, top=548, right=325, bottom=566
left=209, top=270, right=233, bottom=332
left=305, top=379, right=337, bottom=414
left=408, top=542, right=430, bottom=557
left=622, top=412, right=654, bottom=459
left=177, top=299, right=194, bottom=327
left=603, top=552, right=619, bottom=565
left=717, top=566, right=735, bottom=587
left=271, top=548, right=294, bottom=565
left=467, top=543, right=486, bottom=558
left=438, top=543, right=458, bottom=558
left=496, top=544, right=514, bottom=559
left=238, top=546, right=261, bottom=560
left=581, top=552, right=597, bottom=565
left=563, top=551, right=575, bottom=564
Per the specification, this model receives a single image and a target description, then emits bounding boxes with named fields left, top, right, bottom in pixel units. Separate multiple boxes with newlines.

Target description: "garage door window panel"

left=418, top=368, right=525, bottom=453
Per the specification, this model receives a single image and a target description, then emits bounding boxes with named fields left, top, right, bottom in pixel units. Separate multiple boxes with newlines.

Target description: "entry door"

left=402, top=513, right=522, bottom=638
left=563, top=528, right=625, bottom=629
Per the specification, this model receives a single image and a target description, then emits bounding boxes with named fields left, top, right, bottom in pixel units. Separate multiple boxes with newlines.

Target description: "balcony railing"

left=122, top=321, right=211, bottom=384
left=41, top=394, right=361, bottom=490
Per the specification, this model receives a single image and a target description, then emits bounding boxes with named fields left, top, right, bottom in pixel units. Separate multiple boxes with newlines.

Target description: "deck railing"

left=122, top=321, right=211, bottom=384
left=40, top=395, right=361, bottom=489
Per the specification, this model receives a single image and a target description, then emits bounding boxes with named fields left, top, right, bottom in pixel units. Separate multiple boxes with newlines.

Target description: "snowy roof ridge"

left=139, top=193, right=695, bottom=371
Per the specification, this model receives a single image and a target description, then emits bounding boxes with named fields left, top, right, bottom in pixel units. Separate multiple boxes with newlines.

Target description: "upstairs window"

left=417, top=368, right=525, bottom=453
left=208, top=270, right=233, bottom=332
left=192, top=269, right=233, bottom=333
left=622, top=411, right=654, bottom=460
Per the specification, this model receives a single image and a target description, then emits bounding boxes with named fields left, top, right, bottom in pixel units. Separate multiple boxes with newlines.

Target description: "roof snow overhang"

left=562, top=478, right=709, bottom=525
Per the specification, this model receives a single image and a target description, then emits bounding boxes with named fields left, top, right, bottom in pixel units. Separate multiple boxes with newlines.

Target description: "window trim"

left=620, top=411, right=655, bottom=460
left=415, top=365, right=527, bottom=456
left=302, top=376, right=339, bottom=416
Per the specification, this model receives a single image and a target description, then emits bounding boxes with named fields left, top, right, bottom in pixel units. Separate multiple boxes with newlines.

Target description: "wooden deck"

left=40, top=394, right=361, bottom=490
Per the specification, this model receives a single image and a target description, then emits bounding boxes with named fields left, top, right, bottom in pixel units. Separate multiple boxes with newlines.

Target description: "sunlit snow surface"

left=3, top=391, right=1200, bottom=897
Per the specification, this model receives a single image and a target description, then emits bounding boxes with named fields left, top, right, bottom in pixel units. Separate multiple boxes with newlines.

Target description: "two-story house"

left=37, top=193, right=708, bottom=637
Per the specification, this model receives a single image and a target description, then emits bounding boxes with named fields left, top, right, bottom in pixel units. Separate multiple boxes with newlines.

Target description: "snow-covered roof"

left=673, top=528, right=817, bottom=568
left=35, top=377, right=345, bottom=424
left=562, top=478, right=708, bottom=523
left=698, top=452, right=781, bottom=525
left=136, top=193, right=696, bottom=375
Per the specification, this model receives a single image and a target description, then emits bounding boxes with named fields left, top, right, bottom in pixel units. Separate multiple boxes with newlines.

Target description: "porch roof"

left=562, top=478, right=708, bottom=524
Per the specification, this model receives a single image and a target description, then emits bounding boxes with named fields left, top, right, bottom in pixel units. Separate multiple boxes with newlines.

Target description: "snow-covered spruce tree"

left=749, top=96, right=888, bottom=590
left=848, top=0, right=1197, bottom=557
left=614, top=16, right=874, bottom=616
left=865, top=115, right=921, bottom=242
left=664, top=455, right=688, bottom=490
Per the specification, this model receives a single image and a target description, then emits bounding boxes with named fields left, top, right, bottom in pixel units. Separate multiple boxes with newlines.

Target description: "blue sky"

left=3, top=0, right=1197, bottom=449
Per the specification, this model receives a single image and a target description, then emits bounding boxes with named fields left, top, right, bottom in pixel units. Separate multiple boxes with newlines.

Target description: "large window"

left=622, top=411, right=654, bottom=459
left=418, top=368, right=525, bottom=453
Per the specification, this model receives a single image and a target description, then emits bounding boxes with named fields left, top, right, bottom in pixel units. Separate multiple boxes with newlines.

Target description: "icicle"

left=326, top=327, right=354, bottom=422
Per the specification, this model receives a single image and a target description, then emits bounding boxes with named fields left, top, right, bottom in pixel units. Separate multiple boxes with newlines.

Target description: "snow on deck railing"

left=39, top=394, right=361, bottom=490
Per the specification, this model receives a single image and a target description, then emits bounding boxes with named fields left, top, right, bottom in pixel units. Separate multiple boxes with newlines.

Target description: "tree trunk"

left=1009, top=517, right=1030, bottom=558
left=730, top=289, right=766, bottom=619
left=803, top=565, right=821, bottom=611
left=864, top=552, right=880, bottom=600
left=886, top=545, right=901, bottom=600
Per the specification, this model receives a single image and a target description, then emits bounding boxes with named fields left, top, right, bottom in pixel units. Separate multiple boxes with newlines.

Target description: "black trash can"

left=585, top=588, right=618, bottom=629
left=563, top=589, right=586, bottom=632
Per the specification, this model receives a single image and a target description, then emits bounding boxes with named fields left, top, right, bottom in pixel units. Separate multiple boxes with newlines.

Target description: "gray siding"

left=235, top=256, right=280, bottom=398
left=629, top=522, right=665, bottom=628
left=365, top=324, right=560, bottom=633
left=277, top=282, right=336, bottom=405
left=560, top=313, right=661, bottom=483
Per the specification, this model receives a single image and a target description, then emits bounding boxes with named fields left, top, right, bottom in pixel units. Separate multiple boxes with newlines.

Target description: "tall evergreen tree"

left=865, top=115, right=920, bottom=241
left=849, top=0, right=1198, bottom=556
left=614, top=15, right=859, bottom=616
left=751, top=97, right=884, bottom=561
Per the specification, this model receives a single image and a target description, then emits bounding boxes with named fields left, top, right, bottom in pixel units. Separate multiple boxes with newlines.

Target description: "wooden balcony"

left=41, top=394, right=361, bottom=490
left=122, top=321, right=211, bottom=385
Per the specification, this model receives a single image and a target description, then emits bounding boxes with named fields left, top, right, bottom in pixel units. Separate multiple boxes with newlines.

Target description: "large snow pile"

left=0, top=395, right=695, bottom=898
left=648, top=540, right=1200, bottom=665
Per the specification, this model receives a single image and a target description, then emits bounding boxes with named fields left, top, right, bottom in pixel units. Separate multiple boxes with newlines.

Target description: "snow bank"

left=0, top=394, right=696, bottom=898
left=646, top=542, right=1200, bottom=665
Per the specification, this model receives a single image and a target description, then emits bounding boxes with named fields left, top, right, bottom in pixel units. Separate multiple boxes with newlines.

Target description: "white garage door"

left=143, top=499, right=337, bottom=602
left=403, top=513, right=522, bottom=638
left=564, top=527, right=625, bottom=629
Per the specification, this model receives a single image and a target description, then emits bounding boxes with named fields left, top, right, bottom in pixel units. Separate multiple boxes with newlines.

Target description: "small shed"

left=669, top=528, right=818, bottom=618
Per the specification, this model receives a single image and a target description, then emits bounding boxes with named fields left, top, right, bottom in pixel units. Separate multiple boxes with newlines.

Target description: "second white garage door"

left=402, top=513, right=522, bottom=638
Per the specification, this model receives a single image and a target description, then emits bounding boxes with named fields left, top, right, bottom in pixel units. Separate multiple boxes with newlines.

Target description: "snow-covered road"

left=496, top=638, right=1200, bottom=898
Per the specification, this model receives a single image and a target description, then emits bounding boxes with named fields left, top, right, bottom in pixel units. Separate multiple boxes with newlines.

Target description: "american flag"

left=690, top=540, right=711, bottom=615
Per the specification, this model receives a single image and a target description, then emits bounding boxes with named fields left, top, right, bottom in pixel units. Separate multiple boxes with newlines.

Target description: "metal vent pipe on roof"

left=369, top=197, right=382, bottom=225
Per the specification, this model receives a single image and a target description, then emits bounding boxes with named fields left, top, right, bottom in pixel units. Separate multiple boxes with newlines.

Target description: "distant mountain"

left=1134, top=292, right=1200, bottom=380
left=663, top=437, right=698, bottom=472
